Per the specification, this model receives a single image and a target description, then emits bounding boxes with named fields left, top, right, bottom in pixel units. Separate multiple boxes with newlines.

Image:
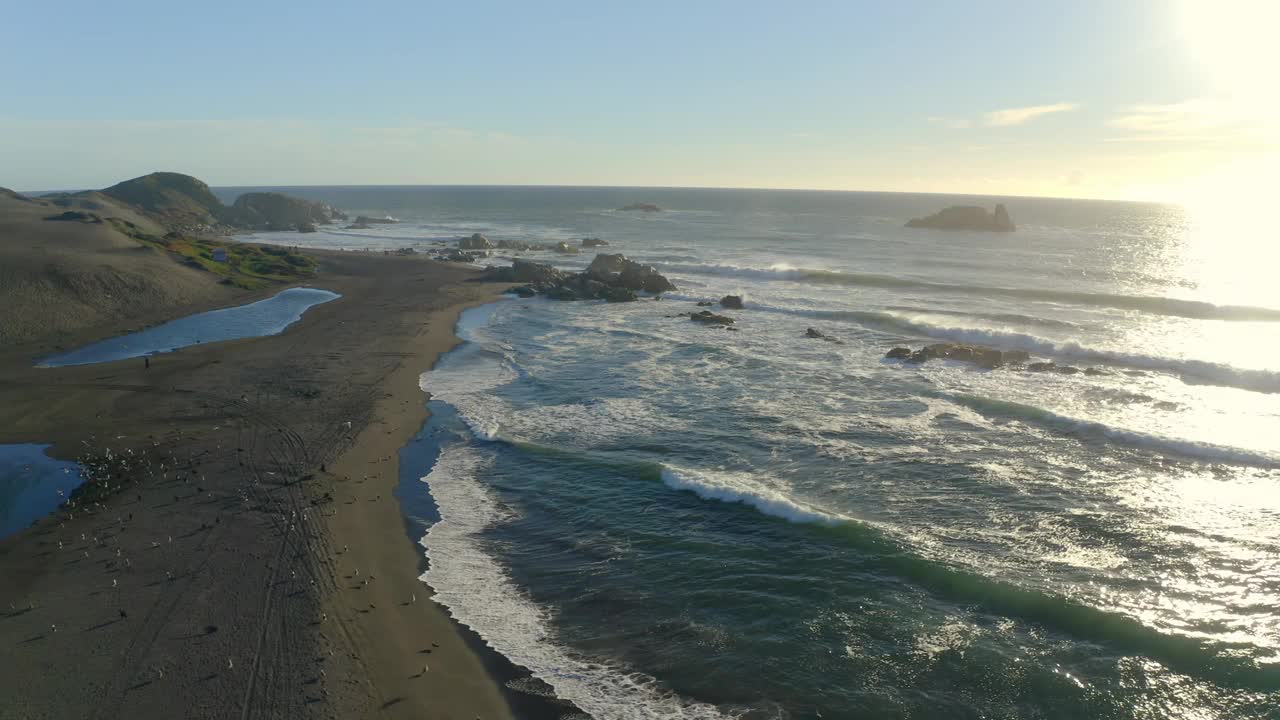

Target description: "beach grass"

left=107, top=217, right=317, bottom=289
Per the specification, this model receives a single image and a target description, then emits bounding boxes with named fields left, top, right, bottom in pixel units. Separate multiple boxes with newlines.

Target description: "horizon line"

left=19, top=179, right=1174, bottom=206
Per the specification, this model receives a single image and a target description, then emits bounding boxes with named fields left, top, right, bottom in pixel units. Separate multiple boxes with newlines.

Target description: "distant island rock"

left=906, top=204, right=1015, bottom=232
left=582, top=237, right=608, bottom=247
left=617, top=203, right=662, bottom=213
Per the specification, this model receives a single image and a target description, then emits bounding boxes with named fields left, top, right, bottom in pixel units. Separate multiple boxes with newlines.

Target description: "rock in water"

left=601, top=287, right=637, bottom=303
left=906, top=205, right=1015, bottom=232
left=554, top=241, right=578, bottom=254
left=888, top=343, right=1027, bottom=368
left=805, top=328, right=826, bottom=338
left=482, top=253, right=674, bottom=301
left=617, top=203, right=662, bottom=212
left=582, top=237, right=609, bottom=247
left=546, top=286, right=579, bottom=301
left=720, top=295, right=745, bottom=309
left=689, top=310, right=734, bottom=325
left=459, top=233, right=493, bottom=250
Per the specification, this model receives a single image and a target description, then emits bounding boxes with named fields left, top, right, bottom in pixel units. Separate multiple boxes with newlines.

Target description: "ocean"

left=224, top=186, right=1280, bottom=719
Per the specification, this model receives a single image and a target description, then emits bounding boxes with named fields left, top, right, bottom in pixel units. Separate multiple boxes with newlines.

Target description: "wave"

left=653, top=262, right=1280, bottom=322
left=724, top=301, right=1280, bottom=395
left=654, top=462, right=1277, bottom=690
left=884, top=305, right=1084, bottom=330
left=660, top=466, right=849, bottom=526
left=945, top=393, right=1280, bottom=468
left=420, top=444, right=731, bottom=720
left=873, top=321, right=1280, bottom=395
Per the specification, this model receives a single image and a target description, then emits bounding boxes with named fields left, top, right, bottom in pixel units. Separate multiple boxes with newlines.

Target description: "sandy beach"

left=0, top=250, right=552, bottom=719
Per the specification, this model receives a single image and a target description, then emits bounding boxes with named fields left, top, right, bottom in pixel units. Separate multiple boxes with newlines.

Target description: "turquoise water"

left=0, top=444, right=82, bottom=539
left=237, top=187, right=1279, bottom=719
left=38, top=287, right=339, bottom=367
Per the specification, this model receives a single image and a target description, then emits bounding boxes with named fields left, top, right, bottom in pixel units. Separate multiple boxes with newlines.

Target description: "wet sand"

left=0, top=251, right=558, bottom=719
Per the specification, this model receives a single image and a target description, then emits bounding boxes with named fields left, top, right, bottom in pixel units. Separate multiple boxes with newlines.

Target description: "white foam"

left=420, top=445, right=731, bottom=720
left=863, top=318, right=1280, bottom=395
left=952, top=394, right=1280, bottom=468
left=659, top=465, right=850, bottom=527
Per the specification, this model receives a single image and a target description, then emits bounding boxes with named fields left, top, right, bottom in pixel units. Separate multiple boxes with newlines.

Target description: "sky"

left=1, top=0, right=1277, bottom=201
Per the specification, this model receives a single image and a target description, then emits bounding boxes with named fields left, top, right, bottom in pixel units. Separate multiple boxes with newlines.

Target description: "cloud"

left=1104, top=98, right=1279, bottom=146
left=982, top=102, right=1079, bottom=127
left=1107, top=99, right=1235, bottom=136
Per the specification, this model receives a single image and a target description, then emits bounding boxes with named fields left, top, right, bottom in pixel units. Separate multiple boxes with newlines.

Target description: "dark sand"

left=0, top=250, right=558, bottom=719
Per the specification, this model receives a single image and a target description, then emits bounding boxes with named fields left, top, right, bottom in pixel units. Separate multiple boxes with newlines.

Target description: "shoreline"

left=314, top=292, right=574, bottom=719
left=0, top=253, right=557, bottom=719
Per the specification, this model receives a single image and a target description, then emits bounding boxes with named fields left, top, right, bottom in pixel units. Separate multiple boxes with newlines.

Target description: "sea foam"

left=420, top=444, right=731, bottom=720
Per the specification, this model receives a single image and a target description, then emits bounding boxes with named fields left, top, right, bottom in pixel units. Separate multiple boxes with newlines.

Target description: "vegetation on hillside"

left=108, top=218, right=317, bottom=290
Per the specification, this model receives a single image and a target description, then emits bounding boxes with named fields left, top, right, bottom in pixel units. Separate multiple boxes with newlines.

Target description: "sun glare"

left=1179, top=0, right=1280, bottom=106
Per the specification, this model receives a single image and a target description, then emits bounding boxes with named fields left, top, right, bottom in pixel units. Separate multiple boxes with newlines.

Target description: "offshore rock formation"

left=617, top=203, right=662, bottom=212
left=906, top=204, right=1015, bottom=232
left=582, top=237, right=609, bottom=247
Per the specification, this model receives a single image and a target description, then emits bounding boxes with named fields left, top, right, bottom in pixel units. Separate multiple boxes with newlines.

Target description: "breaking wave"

left=653, top=262, right=1280, bottom=322
left=946, top=393, right=1280, bottom=468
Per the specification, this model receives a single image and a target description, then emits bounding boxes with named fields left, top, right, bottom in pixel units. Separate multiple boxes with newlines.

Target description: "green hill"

left=101, top=171, right=228, bottom=228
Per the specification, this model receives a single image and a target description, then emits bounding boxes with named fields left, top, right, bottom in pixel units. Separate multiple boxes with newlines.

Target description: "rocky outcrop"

left=482, top=253, right=675, bottom=303
left=617, top=203, right=662, bottom=212
left=886, top=343, right=1109, bottom=376
left=297, top=222, right=318, bottom=233
left=719, top=295, right=744, bottom=309
left=582, top=237, right=608, bottom=247
left=585, top=254, right=677, bottom=294
left=554, top=241, right=578, bottom=254
left=354, top=215, right=397, bottom=225
left=803, top=327, right=843, bottom=344
left=227, top=192, right=346, bottom=231
left=459, top=233, right=493, bottom=250
left=885, top=343, right=1029, bottom=369
left=906, top=204, right=1015, bottom=232
left=688, top=310, right=734, bottom=325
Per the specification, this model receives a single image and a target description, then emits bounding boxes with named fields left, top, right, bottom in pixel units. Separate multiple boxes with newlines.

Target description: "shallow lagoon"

left=39, top=287, right=339, bottom=367
left=0, top=444, right=83, bottom=539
